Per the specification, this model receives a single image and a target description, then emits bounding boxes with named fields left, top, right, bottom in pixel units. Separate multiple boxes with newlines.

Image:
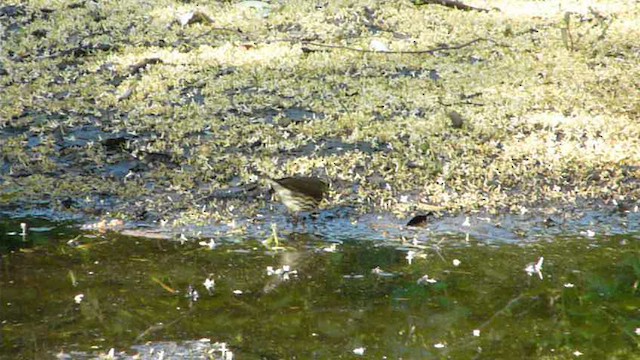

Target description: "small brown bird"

left=266, top=176, right=328, bottom=215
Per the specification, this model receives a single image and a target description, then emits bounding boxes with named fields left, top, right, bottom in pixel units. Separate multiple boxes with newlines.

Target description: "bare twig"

left=477, top=293, right=525, bottom=330
left=135, top=307, right=195, bottom=342
left=36, top=43, right=116, bottom=60
left=302, top=37, right=500, bottom=55
left=413, top=0, right=492, bottom=13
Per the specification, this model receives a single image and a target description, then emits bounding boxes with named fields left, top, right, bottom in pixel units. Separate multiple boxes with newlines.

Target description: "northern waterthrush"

left=266, top=176, right=328, bottom=214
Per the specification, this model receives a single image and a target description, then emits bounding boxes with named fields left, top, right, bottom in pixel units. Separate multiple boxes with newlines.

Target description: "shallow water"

left=1, top=217, right=639, bottom=359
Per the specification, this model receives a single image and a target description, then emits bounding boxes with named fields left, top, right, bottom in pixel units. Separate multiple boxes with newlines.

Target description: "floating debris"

left=343, top=274, right=365, bottom=279
left=322, top=244, right=338, bottom=253
left=203, top=276, right=215, bottom=294
left=406, top=250, right=415, bottom=265
left=179, top=233, right=188, bottom=244
left=214, top=342, right=234, bottom=360
left=352, top=347, right=366, bottom=355
left=452, top=259, right=461, bottom=267
left=152, top=277, right=177, bottom=294
left=371, top=267, right=394, bottom=277
left=74, top=294, right=84, bottom=304
left=434, top=343, right=446, bottom=348
left=472, top=329, right=480, bottom=337
left=564, top=283, right=575, bottom=288
left=417, top=274, right=437, bottom=284
left=199, top=239, right=217, bottom=250
left=267, top=265, right=297, bottom=281
left=67, top=236, right=81, bottom=248
left=81, top=219, right=125, bottom=232
left=524, top=257, right=544, bottom=280
left=186, top=285, right=199, bottom=302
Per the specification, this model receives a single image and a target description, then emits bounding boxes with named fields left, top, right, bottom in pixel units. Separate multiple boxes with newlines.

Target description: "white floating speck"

left=564, top=283, right=575, bottom=288
left=573, top=350, right=583, bottom=357
left=472, top=329, right=480, bottom=337
left=187, top=286, right=199, bottom=302
left=635, top=328, right=640, bottom=335
left=74, top=294, right=84, bottom=304
left=199, top=239, right=217, bottom=250
left=434, top=343, right=445, bottom=348
left=323, top=244, right=337, bottom=252
left=233, top=290, right=243, bottom=295
left=353, top=347, right=366, bottom=355
left=586, top=230, right=595, bottom=237
left=417, top=275, right=437, bottom=284
left=524, top=256, right=544, bottom=280
left=452, top=259, right=461, bottom=267
left=343, top=274, right=365, bottom=279
left=406, top=251, right=415, bottom=265
left=204, top=277, right=215, bottom=293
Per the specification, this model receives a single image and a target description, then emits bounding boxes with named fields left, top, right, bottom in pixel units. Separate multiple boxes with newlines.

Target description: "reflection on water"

left=1, top=218, right=638, bottom=359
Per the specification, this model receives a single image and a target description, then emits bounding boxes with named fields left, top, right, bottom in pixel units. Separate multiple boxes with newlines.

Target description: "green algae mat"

left=1, top=0, right=639, bottom=228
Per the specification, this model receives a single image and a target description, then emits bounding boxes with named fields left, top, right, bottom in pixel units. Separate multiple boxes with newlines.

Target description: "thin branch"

left=413, top=0, right=492, bottom=13
left=301, top=37, right=500, bottom=55
left=477, top=293, right=525, bottom=330
left=36, top=43, right=116, bottom=60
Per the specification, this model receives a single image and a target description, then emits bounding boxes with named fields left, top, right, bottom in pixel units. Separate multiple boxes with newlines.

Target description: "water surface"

left=1, top=218, right=638, bottom=359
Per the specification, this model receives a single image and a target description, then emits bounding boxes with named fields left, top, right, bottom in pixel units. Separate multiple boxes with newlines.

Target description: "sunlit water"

left=1, top=218, right=638, bottom=359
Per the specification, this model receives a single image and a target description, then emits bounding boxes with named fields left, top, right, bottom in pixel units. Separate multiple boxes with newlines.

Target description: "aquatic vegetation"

left=0, top=0, right=638, bottom=229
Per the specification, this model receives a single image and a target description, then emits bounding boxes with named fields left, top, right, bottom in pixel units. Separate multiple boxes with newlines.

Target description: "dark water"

left=1, top=218, right=639, bottom=359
